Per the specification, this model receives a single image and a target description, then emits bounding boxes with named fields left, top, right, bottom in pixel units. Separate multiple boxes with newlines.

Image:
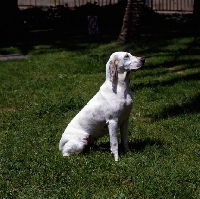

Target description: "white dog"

left=59, top=52, right=145, bottom=161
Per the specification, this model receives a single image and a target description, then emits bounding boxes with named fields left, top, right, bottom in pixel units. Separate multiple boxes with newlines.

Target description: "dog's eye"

left=124, top=54, right=129, bottom=59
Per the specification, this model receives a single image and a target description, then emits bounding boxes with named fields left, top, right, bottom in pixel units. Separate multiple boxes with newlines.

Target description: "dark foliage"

left=18, top=2, right=127, bottom=32
left=193, top=0, right=200, bottom=27
left=0, top=0, right=20, bottom=38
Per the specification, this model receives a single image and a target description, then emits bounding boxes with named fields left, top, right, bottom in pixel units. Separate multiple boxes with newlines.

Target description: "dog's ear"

left=109, top=59, right=119, bottom=84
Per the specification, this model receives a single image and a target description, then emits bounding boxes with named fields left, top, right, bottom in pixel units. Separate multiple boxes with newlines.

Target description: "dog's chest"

left=118, top=86, right=133, bottom=106
left=118, top=90, right=133, bottom=124
left=124, top=90, right=133, bottom=106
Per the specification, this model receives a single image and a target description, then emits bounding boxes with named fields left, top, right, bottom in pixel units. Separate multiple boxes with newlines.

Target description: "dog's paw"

left=113, top=154, right=119, bottom=161
left=63, top=153, right=70, bottom=157
left=110, top=151, right=119, bottom=161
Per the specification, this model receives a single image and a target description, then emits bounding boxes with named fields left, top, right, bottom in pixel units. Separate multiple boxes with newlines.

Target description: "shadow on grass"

left=141, top=31, right=200, bottom=61
left=0, top=28, right=119, bottom=55
left=128, top=138, right=163, bottom=152
left=1, top=15, right=199, bottom=56
left=152, top=94, right=200, bottom=121
left=83, top=137, right=163, bottom=155
left=146, top=58, right=200, bottom=70
left=132, top=72, right=200, bottom=91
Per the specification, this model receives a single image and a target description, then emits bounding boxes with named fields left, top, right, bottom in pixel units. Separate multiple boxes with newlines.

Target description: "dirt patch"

left=168, top=67, right=184, bottom=74
left=0, top=54, right=27, bottom=61
left=0, top=107, right=17, bottom=113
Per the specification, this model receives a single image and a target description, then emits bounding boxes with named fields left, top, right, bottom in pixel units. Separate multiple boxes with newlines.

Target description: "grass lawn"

left=0, top=20, right=200, bottom=198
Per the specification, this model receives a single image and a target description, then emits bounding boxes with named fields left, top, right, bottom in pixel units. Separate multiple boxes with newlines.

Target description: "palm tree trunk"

left=118, top=0, right=144, bottom=43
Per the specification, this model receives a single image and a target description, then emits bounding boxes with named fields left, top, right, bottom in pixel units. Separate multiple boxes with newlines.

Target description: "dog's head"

left=106, top=52, right=145, bottom=84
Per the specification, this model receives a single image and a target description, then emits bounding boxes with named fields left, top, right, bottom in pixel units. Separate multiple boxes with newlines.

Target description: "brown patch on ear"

left=109, top=59, right=119, bottom=85
left=114, top=60, right=119, bottom=66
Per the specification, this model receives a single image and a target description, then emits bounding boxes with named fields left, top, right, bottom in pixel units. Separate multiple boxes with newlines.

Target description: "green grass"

left=1, top=22, right=200, bottom=198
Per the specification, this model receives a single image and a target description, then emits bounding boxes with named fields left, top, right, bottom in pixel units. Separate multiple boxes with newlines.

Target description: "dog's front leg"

left=108, top=120, right=119, bottom=161
left=120, top=120, right=130, bottom=152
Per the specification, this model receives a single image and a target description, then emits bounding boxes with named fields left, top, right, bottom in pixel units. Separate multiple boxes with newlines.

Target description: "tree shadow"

left=132, top=72, right=200, bottom=91
left=130, top=30, right=200, bottom=90
left=152, top=94, right=200, bottom=121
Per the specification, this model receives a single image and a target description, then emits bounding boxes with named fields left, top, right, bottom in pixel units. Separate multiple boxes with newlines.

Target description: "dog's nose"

left=140, top=57, right=145, bottom=64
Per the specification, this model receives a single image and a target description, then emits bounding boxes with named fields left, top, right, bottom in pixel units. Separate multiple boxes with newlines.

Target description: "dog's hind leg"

left=120, top=120, right=130, bottom=152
